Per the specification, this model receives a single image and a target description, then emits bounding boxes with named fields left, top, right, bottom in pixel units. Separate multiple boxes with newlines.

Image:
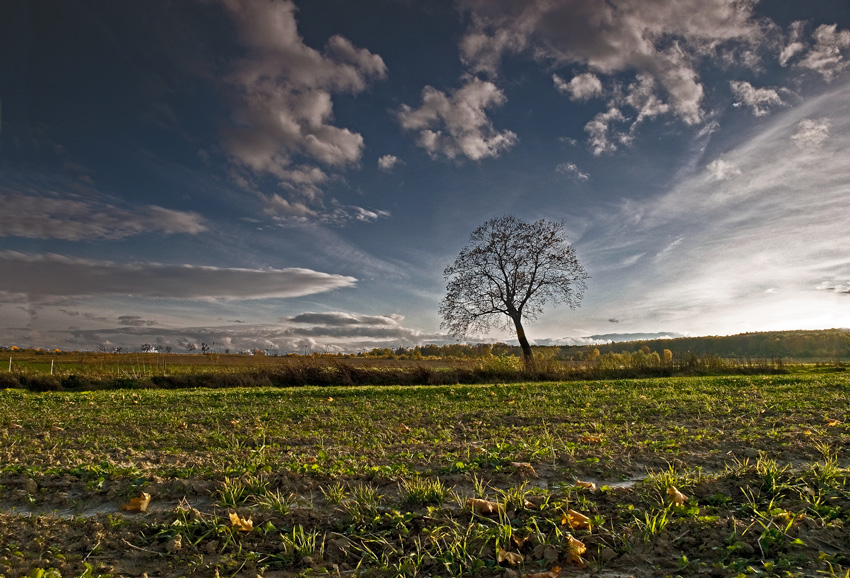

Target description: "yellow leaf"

left=566, top=535, right=586, bottom=568
left=668, top=486, right=688, bottom=506
left=579, top=434, right=602, bottom=443
left=575, top=480, right=596, bottom=491
left=121, top=492, right=151, bottom=513
left=826, top=418, right=841, bottom=426
left=561, top=509, right=590, bottom=529
left=399, top=423, right=411, bottom=432
left=327, top=397, right=334, bottom=402
left=467, top=498, right=505, bottom=515
left=229, top=512, right=253, bottom=532
left=497, top=548, right=524, bottom=566
left=803, top=429, right=813, bottom=435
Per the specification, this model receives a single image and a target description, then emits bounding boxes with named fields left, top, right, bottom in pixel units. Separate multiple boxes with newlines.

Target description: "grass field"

left=1, top=374, right=848, bottom=577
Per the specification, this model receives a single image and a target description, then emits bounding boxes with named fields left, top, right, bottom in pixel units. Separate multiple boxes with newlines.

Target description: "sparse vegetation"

left=1, top=373, right=848, bottom=577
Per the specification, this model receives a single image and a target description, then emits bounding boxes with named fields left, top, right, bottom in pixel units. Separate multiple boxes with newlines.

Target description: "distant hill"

left=563, top=328, right=850, bottom=360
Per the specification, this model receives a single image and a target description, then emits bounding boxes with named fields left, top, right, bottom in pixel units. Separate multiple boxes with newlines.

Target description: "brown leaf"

left=668, top=486, right=688, bottom=506
left=575, top=480, right=596, bottom=491
left=497, top=548, right=524, bottom=566
left=121, top=492, right=151, bottom=513
left=9, top=423, right=22, bottom=430
left=229, top=512, right=253, bottom=532
left=467, top=498, right=505, bottom=515
left=579, top=434, right=603, bottom=443
left=399, top=423, right=411, bottom=432
left=566, top=535, right=586, bottom=568
left=50, top=425, right=64, bottom=432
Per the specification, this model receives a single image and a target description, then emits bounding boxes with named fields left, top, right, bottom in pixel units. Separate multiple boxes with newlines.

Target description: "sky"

left=1, top=0, right=850, bottom=353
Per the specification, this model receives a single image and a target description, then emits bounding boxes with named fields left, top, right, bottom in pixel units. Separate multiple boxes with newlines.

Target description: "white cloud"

left=553, top=73, right=603, bottom=100
left=791, top=118, right=830, bottom=149
left=0, top=193, right=207, bottom=240
left=0, top=252, right=357, bottom=302
left=219, top=0, right=387, bottom=214
left=581, top=82, right=850, bottom=335
left=730, top=80, right=784, bottom=116
left=555, top=162, right=589, bottom=181
left=397, top=78, right=518, bottom=161
left=457, top=0, right=768, bottom=125
left=798, top=24, right=850, bottom=80
left=779, top=21, right=807, bottom=66
left=584, top=108, right=627, bottom=155
left=706, top=158, right=742, bottom=181
left=377, top=154, right=402, bottom=171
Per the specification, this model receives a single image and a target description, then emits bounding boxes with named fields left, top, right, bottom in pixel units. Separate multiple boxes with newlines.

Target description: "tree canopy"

left=440, top=216, right=588, bottom=368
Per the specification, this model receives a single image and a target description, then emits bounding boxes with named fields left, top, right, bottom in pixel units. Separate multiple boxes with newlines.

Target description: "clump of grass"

left=400, top=477, right=451, bottom=505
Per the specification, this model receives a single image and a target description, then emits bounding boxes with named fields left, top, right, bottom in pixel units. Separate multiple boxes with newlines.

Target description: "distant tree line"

left=357, top=329, right=850, bottom=361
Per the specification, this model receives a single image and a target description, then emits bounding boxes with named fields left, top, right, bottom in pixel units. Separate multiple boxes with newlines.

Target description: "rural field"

left=1, top=372, right=849, bottom=578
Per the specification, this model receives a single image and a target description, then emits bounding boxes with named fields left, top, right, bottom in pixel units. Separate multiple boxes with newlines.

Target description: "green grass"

left=0, top=374, right=848, bottom=577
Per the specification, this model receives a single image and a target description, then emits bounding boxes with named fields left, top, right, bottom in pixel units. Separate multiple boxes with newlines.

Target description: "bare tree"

left=440, top=216, right=588, bottom=369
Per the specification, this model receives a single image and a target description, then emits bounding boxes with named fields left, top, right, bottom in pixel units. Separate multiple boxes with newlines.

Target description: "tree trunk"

left=512, top=316, right=535, bottom=371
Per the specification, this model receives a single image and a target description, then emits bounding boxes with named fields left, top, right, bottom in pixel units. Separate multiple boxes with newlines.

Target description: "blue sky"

left=2, top=0, right=850, bottom=353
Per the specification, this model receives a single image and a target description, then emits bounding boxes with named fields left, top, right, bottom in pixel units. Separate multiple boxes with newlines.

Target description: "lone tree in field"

left=440, top=216, right=588, bottom=369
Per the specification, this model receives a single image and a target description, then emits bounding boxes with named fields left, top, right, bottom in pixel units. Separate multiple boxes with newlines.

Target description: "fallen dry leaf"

left=229, top=419, right=240, bottom=427
left=327, top=397, right=334, bottom=402
left=524, top=571, right=559, bottom=578
left=399, top=423, right=411, bottom=432
left=50, top=425, right=64, bottom=432
left=229, top=512, right=253, bottom=532
left=511, top=462, right=537, bottom=476
left=561, top=509, right=590, bottom=530
left=121, top=492, right=151, bottom=513
left=9, top=423, right=22, bottom=430
left=497, top=548, right=524, bottom=566
left=512, top=534, right=529, bottom=548
left=668, top=486, right=688, bottom=506
left=579, top=434, right=603, bottom=443
left=467, top=498, right=505, bottom=515
left=575, top=480, right=596, bottom=491
left=826, top=418, right=842, bottom=426
left=567, top=535, right=586, bottom=567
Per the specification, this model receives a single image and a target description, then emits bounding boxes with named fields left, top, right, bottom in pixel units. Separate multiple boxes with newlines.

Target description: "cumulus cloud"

left=0, top=193, right=207, bottom=240
left=584, top=108, right=628, bottom=155
left=377, top=154, right=402, bottom=171
left=555, top=162, right=589, bottom=181
left=730, top=80, right=784, bottom=116
left=797, top=24, right=850, bottom=80
left=219, top=0, right=387, bottom=216
left=397, top=78, right=518, bottom=161
left=706, top=159, right=742, bottom=181
left=457, top=0, right=768, bottom=125
left=553, top=73, right=603, bottom=100
left=0, top=252, right=357, bottom=302
left=791, top=118, right=831, bottom=149
left=816, top=280, right=850, bottom=294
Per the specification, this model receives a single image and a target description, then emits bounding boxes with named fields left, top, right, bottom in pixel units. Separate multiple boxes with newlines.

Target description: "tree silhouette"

left=440, top=216, right=588, bottom=369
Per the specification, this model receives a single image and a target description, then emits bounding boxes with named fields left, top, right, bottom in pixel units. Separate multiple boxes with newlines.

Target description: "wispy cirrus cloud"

left=0, top=192, right=207, bottom=240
